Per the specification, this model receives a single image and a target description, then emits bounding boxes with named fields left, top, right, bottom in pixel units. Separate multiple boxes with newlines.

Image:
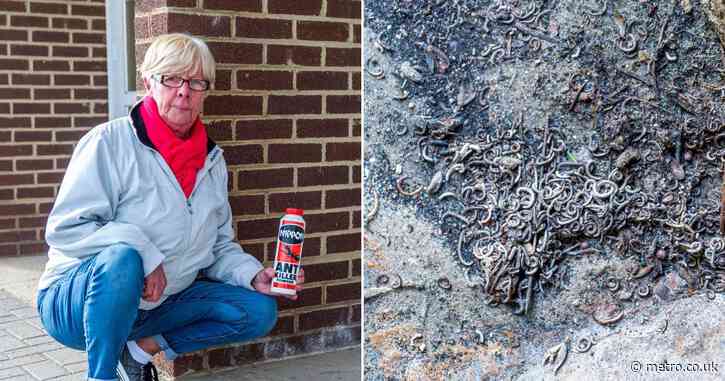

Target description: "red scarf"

left=139, top=96, right=207, bottom=198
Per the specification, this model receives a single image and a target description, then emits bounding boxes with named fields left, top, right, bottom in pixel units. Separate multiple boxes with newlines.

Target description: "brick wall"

left=0, top=0, right=360, bottom=377
left=0, top=0, right=108, bottom=256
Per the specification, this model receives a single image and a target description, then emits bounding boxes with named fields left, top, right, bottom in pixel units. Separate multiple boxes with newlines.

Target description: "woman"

left=36, top=33, right=303, bottom=381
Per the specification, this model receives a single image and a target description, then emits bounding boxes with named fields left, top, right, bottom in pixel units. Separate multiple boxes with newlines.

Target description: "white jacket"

left=39, top=101, right=263, bottom=310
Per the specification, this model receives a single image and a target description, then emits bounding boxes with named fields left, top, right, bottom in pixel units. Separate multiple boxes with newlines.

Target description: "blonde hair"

left=139, top=33, right=216, bottom=84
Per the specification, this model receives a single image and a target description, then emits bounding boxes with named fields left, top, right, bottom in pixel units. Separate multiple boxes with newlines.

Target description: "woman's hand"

left=252, top=267, right=305, bottom=300
left=143, top=263, right=167, bottom=302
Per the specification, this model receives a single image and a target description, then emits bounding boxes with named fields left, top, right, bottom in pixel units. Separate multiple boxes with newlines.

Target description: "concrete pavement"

left=0, top=255, right=360, bottom=380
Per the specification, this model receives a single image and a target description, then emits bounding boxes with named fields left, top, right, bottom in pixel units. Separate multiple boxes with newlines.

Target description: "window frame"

left=105, top=0, right=137, bottom=119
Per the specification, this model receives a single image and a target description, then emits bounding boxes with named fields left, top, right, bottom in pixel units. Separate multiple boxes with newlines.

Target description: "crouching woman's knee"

left=93, top=244, right=145, bottom=300
left=249, top=294, right=278, bottom=338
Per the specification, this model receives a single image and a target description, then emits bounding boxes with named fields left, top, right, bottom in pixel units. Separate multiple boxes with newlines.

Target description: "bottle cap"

left=285, top=208, right=304, bottom=215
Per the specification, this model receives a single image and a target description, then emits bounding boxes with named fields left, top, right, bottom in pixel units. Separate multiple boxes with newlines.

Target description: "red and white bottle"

left=270, top=208, right=305, bottom=296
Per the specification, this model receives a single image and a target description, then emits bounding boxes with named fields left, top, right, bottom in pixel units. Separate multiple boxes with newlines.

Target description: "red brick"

left=56, top=129, right=89, bottom=141
left=299, top=307, right=348, bottom=331
left=33, top=88, right=71, bottom=100
left=56, top=157, right=70, bottom=169
left=135, top=16, right=149, bottom=40
left=325, top=188, right=360, bottom=209
left=268, top=45, right=321, bottom=66
left=352, top=72, right=360, bottom=90
left=237, top=168, right=293, bottom=190
left=0, top=103, right=8, bottom=113
left=236, top=17, right=292, bottom=39
left=73, top=61, right=106, bottom=72
left=297, top=71, right=347, bottom=90
left=243, top=242, right=264, bottom=262
left=268, top=95, right=321, bottom=115
left=70, top=4, right=104, bottom=17
left=0, top=174, right=33, bottom=185
left=237, top=217, right=278, bottom=240
left=93, top=103, right=107, bottom=114
left=38, top=202, right=53, bottom=214
left=72, top=32, right=105, bottom=44
left=206, top=120, right=233, bottom=141
left=37, top=144, right=73, bottom=155
left=326, top=282, right=360, bottom=303
left=352, top=210, right=360, bottom=228
left=0, top=159, right=11, bottom=170
left=92, top=74, right=107, bottom=86
left=0, top=74, right=7, bottom=84
left=0, top=117, right=31, bottom=128
left=30, top=2, right=67, bottom=14
left=305, top=211, right=349, bottom=233
left=236, top=70, right=292, bottom=90
left=327, top=0, right=361, bottom=18
left=229, top=195, right=265, bottom=215
left=0, top=29, right=27, bottom=41
left=10, top=44, right=48, bottom=56
left=0, top=204, right=35, bottom=216
left=12, top=74, right=49, bottom=86
left=0, top=131, right=9, bottom=142
left=326, top=48, right=360, bottom=66
left=20, top=242, right=48, bottom=255
left=37, top=172, right=64, bottom=184
left=353, top=25, right=360, bottom=43
left=214, top=70, right=231, bottom=90
left=326, top=142, right=359, bottom=161
left=0, top=218, right=14, bottom=230
left=75, top=89, right=106, bottom=99
left=10, top=15, right=47, bottom=28
left=205, top=0, right=261, bottom=12
left=204, top=95, right=262, bottom=116
left=327, top=95, right=360, bottom=114
left=75, top=117, right=106, bottom=128
left=52, top=46, right=88, bottom=57
left=52, top=17, right=87, bottom=29
left=16, top=159, right=53, bottom=171
left=298, top=21, right=348, bottom=42
left=33, top=60, right=70, bottom=71
left=298, top=166, right=348, bottom=186
left=269, top=0, right=321, bottom=15
left=269, top=143, right=321, bottom=163
left=0, top=1, right=25, bottom=12
left=0, top=189, right=13, bottom=200
left=352, top=165, right=360, bottom=183
left=352, top=258, right=360, bottom=276
left=207, top=42, right=262, bottom=65
left=236, top=119, right=292, bottom=140
left=269, top=315, right=294, bottom=335
left=91, top=19, right=105, bottom=31
left=14, top=103, right=50, bottom=114
left=222, top=144, right=263, bottom=165
left=55, top=103, right=91, bottom=114
left=278, top=287, right=322, bottom=310
left=304, top=261, right=349, bottom=283
left=0, top=88, right=30, bottom=99
left=17, top=186, right=54, bottom=198
left=36, top=117, right=71, bottom=128
left=269, top=191, right=321, bottom=213
left=0, top=244, right=18, bottom=256
left=15, top=130, right=51, bottom=142
left=327, top=232, right=360, bottom=254
left=207, top=348, right=232, bottom=369
left=32, top=31, right=69, bottom=43
left=153, top=13, right=230, bottom=37
left=297, top=119, right=348, bottom=138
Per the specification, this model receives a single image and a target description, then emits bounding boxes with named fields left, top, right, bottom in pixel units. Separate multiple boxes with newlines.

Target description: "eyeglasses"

left=151, top=74, right=210, bottom=91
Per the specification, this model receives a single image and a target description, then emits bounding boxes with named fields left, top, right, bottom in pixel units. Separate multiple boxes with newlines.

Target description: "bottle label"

left=273, top=220, right=304, bottom=289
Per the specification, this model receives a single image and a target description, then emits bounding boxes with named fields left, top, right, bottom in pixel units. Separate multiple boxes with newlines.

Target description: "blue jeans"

left=37, top=244, right=277, bottom=381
